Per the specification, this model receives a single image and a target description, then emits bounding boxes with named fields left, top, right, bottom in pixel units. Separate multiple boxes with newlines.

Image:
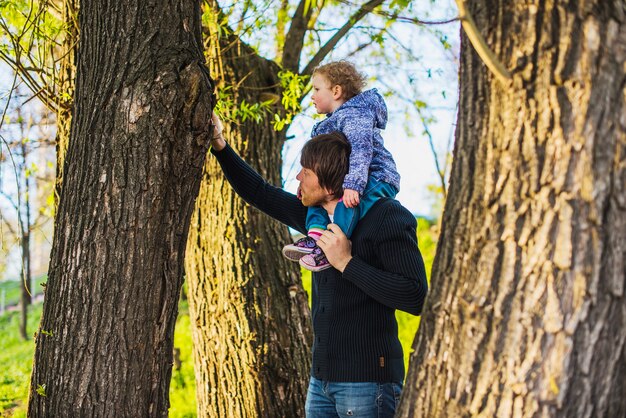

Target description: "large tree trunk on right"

left=185, top=31, right=312, bottom=417
left=398, top=1, right=626, bottom=417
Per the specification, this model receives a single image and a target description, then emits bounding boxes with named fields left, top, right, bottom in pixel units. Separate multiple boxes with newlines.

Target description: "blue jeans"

left=305, top=377, right=402, bottom=418
left=306, top=178, right=398, bottom=238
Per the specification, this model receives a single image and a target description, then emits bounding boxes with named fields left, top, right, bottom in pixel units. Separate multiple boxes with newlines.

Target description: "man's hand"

left=210, top=111, right=227, bottom=151
left=317, top=224, right=353, bottom=272
left=342, top=189, right=360, bottom=208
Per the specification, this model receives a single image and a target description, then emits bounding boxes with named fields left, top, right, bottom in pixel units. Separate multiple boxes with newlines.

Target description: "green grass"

left=0, top=304, right=40, bottom=417
left=169, top=301, right=198, bottom=418
left=0, top=275, right=47, bottom=308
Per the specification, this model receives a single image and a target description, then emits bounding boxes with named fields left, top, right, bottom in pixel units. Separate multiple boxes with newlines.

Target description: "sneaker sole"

left=282, top=247, right=314, bottom=262
left=299, top=258, right=332, bottom=272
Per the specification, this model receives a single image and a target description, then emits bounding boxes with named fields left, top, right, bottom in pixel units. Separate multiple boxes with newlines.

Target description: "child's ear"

left=332, top=85, right=343, bottom=100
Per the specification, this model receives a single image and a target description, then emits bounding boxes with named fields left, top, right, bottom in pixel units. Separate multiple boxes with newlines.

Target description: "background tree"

left=0, top=81, right=55, bottom=340
left=398, top=0, right=626, bottom=416
left=27, top=0, right=215, bottom=415
left=185, top=22, right=313, bottom=417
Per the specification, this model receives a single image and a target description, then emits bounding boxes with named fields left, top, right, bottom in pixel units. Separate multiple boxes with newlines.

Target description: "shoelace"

left=310, top=247, right=327, bottom=264
left=296, top=236, right=317, bottom=248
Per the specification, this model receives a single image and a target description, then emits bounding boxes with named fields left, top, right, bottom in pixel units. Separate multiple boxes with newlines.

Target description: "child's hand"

left=343, top=189, right=360, bottom=208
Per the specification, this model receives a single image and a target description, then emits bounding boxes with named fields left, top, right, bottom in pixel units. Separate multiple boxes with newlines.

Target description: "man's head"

left=297, top=132, right=351, bottom=207
left=311, top=61, right=366, bottom=114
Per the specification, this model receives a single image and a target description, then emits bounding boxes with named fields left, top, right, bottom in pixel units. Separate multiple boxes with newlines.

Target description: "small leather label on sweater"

left=379, top=356, right=385, bottom=367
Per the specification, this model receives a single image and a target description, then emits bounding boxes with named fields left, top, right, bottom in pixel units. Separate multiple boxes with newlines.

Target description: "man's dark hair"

left=300, top=132, right=351, bottom=199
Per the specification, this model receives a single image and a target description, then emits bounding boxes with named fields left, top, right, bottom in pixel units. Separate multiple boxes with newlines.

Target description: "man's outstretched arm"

left=210, top=113, right=308, bottom=234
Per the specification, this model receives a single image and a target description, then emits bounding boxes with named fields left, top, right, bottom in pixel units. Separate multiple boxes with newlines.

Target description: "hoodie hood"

left=340, top=88, right=387, bottom=129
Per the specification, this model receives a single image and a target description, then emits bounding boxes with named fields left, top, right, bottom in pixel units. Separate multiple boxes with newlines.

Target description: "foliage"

left=0, top=303, right=40, bottom=417
left=0, top=0, right=68, bottom=112
left=396, top=217, right=437, bottom=372
left=0, top=274, right=46, bottom=307
left=273, top=70, right=309, bottom=131
left=168, top=301, right=198, bottom=418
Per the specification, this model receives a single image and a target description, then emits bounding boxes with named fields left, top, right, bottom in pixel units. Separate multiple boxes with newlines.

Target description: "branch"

left=0, top=211, right=19, bottom=237
left=0, top=190, right=19, bottom=213
left=281, top=0, right=318, bottom=72
left=344, top=27, right=387, bottom=58
left=301, top=0, right=385, bottom=78
left=417, top=108, right=448, bottom=200
left=455, top=0, right=511, bottom=85
left=334, top=0, right=458, bottom=26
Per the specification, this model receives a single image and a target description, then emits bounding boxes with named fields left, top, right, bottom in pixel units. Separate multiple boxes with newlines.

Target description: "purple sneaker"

left=299, top=247, right=332, bottom=272
left=282, top=236, right=318, bottom=262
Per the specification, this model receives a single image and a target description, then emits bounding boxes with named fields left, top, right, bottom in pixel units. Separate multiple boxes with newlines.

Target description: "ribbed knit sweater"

left=212, top=144, right=428, bottom=383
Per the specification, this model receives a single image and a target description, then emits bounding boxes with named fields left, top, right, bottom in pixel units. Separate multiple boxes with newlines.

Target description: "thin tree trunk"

left=28, top=1, right=215, bottom=416
left=184, top=31, right=312, bottom=417
left=398, top=1, right=626, bottom=417
left=53, top=0, right=78, bottom=205
left=18, top=105, right=32, bottom=341
left=19, top=230, right=31, bottom=341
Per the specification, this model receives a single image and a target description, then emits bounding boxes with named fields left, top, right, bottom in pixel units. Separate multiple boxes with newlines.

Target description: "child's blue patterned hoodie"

left=311, top=88, right=400, bottom=194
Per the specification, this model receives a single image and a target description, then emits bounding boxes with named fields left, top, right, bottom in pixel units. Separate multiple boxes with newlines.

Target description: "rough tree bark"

left=28, top=0, right=215, bottom=416
left=398, top=1, right=626, bottom=417
left=184, top=29, right=312, bottom=416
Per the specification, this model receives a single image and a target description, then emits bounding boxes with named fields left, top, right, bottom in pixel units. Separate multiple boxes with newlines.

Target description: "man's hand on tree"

left=210, top=111, right=226, bottom=151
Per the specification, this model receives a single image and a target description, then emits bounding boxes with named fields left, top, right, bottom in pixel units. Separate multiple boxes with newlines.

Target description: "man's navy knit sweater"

left=212, top=144, right=428, bottom=383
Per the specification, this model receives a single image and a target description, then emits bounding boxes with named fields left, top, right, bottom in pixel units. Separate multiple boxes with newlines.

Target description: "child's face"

left=311, top=74, right=343, bottom=114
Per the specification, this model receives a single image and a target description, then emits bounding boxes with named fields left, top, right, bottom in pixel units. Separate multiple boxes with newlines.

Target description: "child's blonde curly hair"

left=313, top=61, right=367, bottom=101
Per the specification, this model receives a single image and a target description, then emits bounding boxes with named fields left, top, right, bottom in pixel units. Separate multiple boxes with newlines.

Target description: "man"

left=210, top=113, right=428, bottom=418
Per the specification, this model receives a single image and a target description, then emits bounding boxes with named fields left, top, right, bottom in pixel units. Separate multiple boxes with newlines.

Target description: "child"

left=282, top=61, right=401, bottom=271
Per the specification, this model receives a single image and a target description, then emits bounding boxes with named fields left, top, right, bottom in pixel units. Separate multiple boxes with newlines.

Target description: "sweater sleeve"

left=337, top=108, right=375, bottom=194
left=341, top=204, right=428, bottom=315
left=211, top=144, right=308, bottom=234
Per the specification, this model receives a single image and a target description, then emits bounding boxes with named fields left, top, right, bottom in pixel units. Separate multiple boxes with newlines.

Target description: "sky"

left=279, top=5, right=461, bottom=217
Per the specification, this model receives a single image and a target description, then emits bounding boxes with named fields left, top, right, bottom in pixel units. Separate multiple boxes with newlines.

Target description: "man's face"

left=311, top=74, right=339, bottom=114
left=296, top=167, right=332, bottom=207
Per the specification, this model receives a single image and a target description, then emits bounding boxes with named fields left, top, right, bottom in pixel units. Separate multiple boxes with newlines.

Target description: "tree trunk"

left=398, top=1, right=626, bottom=417
left=19, top=120, right=32, bottom=341
left=28, top=1, right=215, bottom=416
left=184, top=31, right=312, bottom=417
left=19, top=230, right=31, bottom=341
left=54, top=0, right=78, bottom=206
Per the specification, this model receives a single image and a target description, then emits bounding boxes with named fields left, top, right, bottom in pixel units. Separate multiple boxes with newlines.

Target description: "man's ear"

left=332, top=84, right=343, bottom=100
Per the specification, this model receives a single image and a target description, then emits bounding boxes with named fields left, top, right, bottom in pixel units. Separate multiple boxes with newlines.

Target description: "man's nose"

left=296, top=170, right=303, bottom=180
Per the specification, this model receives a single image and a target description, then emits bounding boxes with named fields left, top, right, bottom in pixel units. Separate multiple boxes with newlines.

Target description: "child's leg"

left=331, top=201, right=360, bottom=239
left=305, top=206, right=330, bottom=240
left=334, top=178, right=398, bottom=238
left=282, top=206, right=330, bottom=262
